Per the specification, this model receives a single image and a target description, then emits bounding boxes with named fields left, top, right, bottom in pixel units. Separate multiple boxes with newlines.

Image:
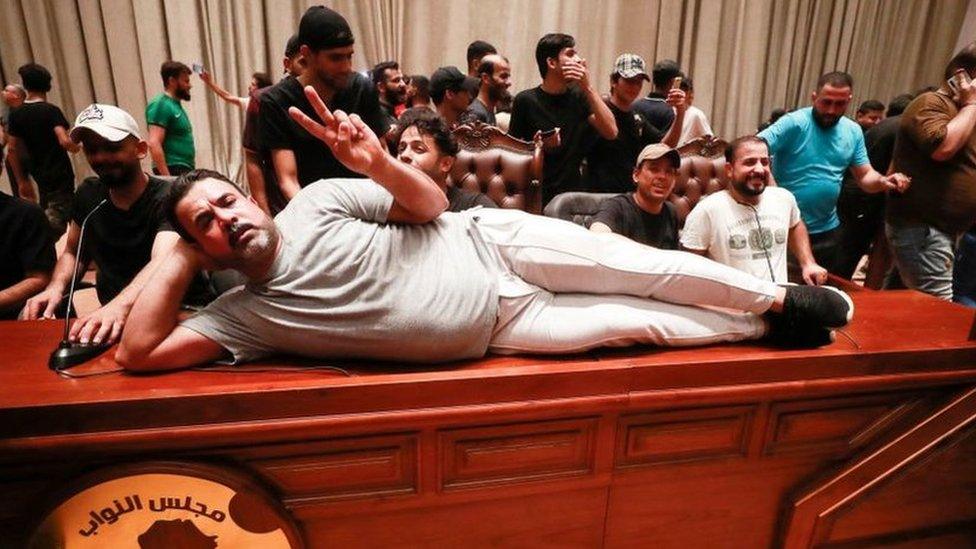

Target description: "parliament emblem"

left=28, top=462, right=303, bottom=548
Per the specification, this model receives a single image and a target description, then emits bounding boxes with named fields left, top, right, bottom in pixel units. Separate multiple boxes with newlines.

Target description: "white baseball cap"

left=70, top=103, right=142, bottom=142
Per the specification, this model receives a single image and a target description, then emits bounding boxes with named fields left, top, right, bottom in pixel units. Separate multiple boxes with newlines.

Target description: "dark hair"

left=395, top=107, right=459, bottom=157
left=651, top=59, right=681, bottom=89
left=535, top=33, right=575, bottom=79
left=886, top=93, right=914, bottom=117
left=371, top=61, right=399, bottom=86
left=467, top=40, right=497, bottom=67
left=856, top=99, right=884, bottom=115
left=284, top=34, right=301, bottom=58
left=944, top=42, right=976, bottom=80
left=252, top=72, right=273, bottom=89
left=769, top=108, right=787, bottom=123
left=410, top=75, right=430, bottom=102
left=160, top=61, right=191, bottom=87
left=477, top=55, right=509, bottom=78
left=18, top=63, right=52, bottom=93
left=165, top=169, right=245, bottom=242
left=679, top=76, right=693, bottom=92
left=725, top=135, right=769, bottom=163
left=816, top=71, right=853, bottom=90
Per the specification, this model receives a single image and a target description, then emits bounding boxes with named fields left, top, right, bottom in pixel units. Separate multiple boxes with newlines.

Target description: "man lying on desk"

left=116, top=86, right=855, bottom=372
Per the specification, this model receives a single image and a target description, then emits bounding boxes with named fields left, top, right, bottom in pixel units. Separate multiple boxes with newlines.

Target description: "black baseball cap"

left=299, top=6, right=354, bottom=51
left=430, top=66, right=469, bottom=96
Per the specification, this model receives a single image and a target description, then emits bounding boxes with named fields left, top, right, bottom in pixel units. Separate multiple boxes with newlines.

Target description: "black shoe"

left=782, top=285, right=854, bottom=328
left=766, top=316, right=835, bottom=348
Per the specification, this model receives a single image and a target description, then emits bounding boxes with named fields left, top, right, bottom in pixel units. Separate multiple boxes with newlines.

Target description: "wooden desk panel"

left=2, top=290, right=975, bottom=547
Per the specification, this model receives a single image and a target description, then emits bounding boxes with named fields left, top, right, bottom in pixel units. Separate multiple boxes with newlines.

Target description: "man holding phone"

left=509, top=33, right=617, bottom=206
left=146, top=61, right=195, bottom=176
left=886, top=42, right=976, bottom=302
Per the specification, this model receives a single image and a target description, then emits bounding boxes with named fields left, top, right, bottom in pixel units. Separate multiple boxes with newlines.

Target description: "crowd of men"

left=0, top=5, right=973, bottom=372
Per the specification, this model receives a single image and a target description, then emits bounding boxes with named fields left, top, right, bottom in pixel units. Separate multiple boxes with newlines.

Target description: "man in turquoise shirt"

left=146, top=61, right=195, bottom=176
left=758, top=71, right=909, bottom=275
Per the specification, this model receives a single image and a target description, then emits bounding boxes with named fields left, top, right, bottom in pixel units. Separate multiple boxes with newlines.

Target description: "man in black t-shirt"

left=371, top=60, right=407, bottom=127
left=6, top=63, right=79, bottom=236
left=431, top=66, right=476, bottom=127
left=21, top=104, right=212, bottom=347
left=243, top=34, right=304, bottom=216
left=465, top=54, right=512, bottom=126
left=258, top=6, right=390, bottom=205
left=0, top=192, right=55, bottom=319
left=835, top=94, right=913, bottom=279
left=509, top=33, right=617, bottom=206
left=584, top=54, right=685, bottom=193
left=588, top=143, right=680, bottom=249
left=632, top=59, right=683, bottom=133
left=395, top=108, right=496, bottom=212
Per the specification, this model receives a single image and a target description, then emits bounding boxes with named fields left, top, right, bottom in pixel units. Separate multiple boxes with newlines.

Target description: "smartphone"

left=948, top=69, right=970, bottom=94
left=671, top=76, right=683, bottom=90
left=192, top=62, right=204, bottom=75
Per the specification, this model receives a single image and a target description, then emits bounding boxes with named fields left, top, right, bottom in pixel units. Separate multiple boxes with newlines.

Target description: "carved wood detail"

left=242, top=434, right=418, bottom=502
left=439, top=417, right=598, bottom=490
left=781, top=385, right=976, bottom=548
left=615, top=406, right=754, bottom=468
left=764, top=394, right=921, bottom=457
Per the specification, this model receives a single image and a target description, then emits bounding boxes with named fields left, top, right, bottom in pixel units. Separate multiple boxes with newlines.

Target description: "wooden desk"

left=2, top=290, right=976, bottom=548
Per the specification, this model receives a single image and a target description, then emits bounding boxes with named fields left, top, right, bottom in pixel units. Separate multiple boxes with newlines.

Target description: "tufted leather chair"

left=543, top=192, right=619, bottom=227
left=670, top=136, right=729, bottom=227
left=448, top=122, right=544, bottom=214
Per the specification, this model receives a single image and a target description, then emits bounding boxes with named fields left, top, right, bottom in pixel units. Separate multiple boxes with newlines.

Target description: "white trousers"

left=469, top=209, right=778, bottom=354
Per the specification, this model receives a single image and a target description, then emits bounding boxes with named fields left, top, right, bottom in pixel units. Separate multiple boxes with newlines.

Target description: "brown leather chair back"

left=448, top=122, right=544, bottom=214
left=669, top=136, right=729, bottom=227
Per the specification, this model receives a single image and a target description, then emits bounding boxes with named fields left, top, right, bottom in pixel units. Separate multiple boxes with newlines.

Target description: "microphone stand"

left=49, top=198, right=111, bottom=371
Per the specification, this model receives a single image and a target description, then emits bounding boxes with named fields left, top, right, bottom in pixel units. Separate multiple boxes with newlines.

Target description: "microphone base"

left=49, top=341, right=111, bottom=371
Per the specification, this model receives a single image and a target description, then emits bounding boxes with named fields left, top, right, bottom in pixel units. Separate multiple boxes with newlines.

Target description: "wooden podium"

left=2, top=290, right=976, bottom=547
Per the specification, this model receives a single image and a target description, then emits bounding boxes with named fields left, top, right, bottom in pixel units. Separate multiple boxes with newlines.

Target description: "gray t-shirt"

left=182, top=178, right=499, bottom=363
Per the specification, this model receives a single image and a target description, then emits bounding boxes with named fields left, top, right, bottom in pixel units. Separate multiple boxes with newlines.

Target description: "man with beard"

left=588, top=143, right=680, bottom=250
left=465, top=54, right=511, bottom=126
left=258, top=5, right=389, bottom=203
left=396, top=107, right=495, bottom=211
left=146, top=61, right=195, bottom=176
left=758, top=72, right=910, bottom=273
left=21, top=104, right=212, bottom=346
left=115, top=88, right=855, bottom=371
left=682, top=136, right=827, bottom=285
left=371, top=61, right=407, bottom=126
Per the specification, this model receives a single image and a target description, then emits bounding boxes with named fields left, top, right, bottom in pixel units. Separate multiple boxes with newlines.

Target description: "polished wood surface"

left=2, top=290, right=976, bottom=547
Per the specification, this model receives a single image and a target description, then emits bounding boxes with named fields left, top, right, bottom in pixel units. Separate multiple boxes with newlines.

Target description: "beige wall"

left=0, top=0, right=971, bottom=192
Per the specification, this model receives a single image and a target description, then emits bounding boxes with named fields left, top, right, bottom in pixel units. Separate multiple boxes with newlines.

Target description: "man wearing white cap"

left=21, top=104, right=212, bottom=346
left=589, top=143, right=680, bottom=249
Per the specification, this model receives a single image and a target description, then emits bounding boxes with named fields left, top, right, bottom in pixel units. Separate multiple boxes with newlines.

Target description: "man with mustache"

left=146, top=61, right=195, bottom=176
left=21, top=104, right=211, bottom=346
left=258, top=5, right=390, bottom=204
left=681, top=136, right=826, bottom=285
left=588, top=143, right=680, bottom=250
left=116, top=88, right=856, bottom=372
left=758, top=72, right=910, bottom=274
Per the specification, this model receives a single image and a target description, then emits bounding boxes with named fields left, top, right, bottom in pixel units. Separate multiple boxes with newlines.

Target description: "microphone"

left=49, top=198, right=110, bottom=371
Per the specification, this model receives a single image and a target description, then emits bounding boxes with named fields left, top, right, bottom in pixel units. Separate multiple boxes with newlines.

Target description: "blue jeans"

left=953, top=229, right=976, bottom=308
left=885, top=222, right=954, bottom=300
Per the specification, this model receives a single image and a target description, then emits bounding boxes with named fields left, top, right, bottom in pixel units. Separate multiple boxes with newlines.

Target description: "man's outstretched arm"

left=289, top=86, right=447, bottom=224
left=116, top=242, right=225, bottom=372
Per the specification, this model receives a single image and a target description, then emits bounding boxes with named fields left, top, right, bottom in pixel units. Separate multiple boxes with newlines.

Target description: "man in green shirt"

left=146, top=61, right=195, bottom=176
